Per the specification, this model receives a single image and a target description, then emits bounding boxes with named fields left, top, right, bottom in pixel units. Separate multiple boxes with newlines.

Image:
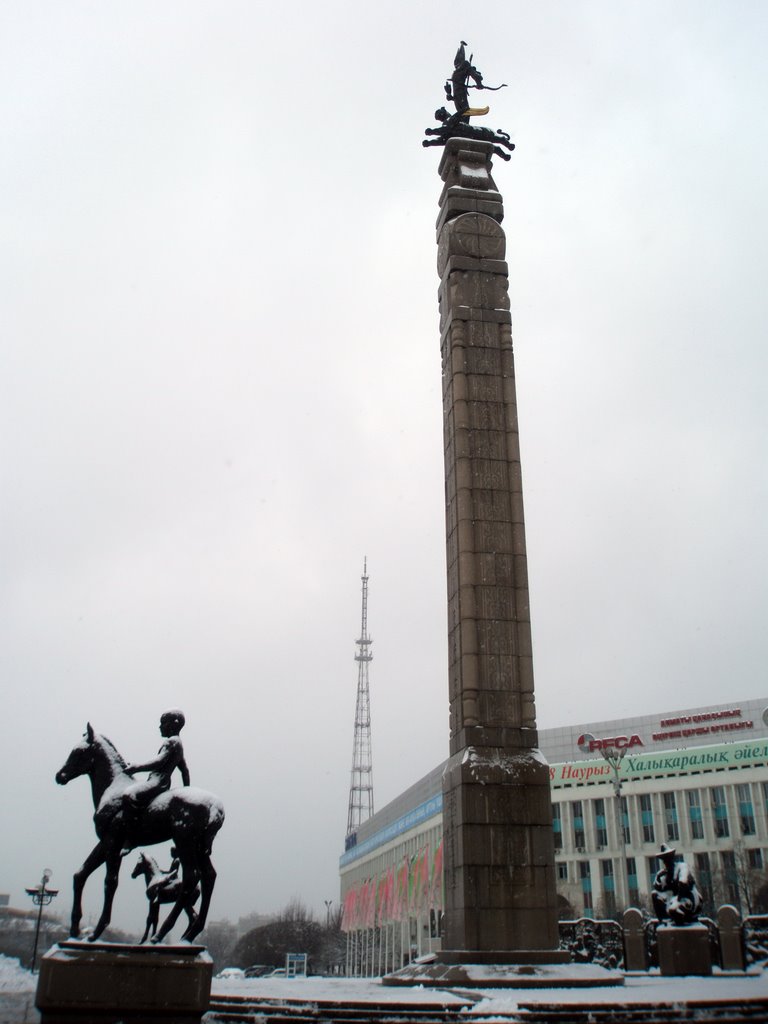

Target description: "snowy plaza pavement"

left=2, top=955, right=767, bottom=1022
left=211, top=970, right=768, bottom=1014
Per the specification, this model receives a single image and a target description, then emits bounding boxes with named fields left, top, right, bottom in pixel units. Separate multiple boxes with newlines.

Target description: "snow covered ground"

left=2, top=956, right=766, bottom=1024
left=212, top=969, right=768, bottom=1012
left=0, top=957, right=37, bottom=1024
left=0, top=958, right=35, bottom=995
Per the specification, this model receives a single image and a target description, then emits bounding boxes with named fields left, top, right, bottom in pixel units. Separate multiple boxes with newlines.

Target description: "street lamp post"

left=25, top=869, right=58, bottom=973
left=578, top=736, right=629, bottom=915
left=324, top=900, right=333, bottom=929
left=600, top=748, right=629, bottom=913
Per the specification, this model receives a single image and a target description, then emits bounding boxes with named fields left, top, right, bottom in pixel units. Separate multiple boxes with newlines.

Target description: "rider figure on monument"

left=445, top=40, right=484, bottom=121
left=123, top=709, right=190, bottom=817
left=423, top=42, right=513, bottom=159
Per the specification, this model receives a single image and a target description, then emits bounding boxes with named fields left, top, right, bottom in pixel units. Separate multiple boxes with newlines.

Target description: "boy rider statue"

left=124, top=709, right=190, bottom=815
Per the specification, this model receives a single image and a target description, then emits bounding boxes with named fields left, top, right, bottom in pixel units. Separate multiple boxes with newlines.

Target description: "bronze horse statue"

left=131, top=851, right=200, bottom=944
left=56, top=724, right=224, bottom=942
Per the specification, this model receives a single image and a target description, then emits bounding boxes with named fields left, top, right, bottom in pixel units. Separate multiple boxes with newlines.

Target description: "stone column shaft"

left=436, top=137, right=561, bottom=958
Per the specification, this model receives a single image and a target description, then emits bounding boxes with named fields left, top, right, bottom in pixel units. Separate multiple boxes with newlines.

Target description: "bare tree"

left=231, top=900, right=323, bottom=971
left=706, top=843, right=767, bottom=916
left=200, top=918, right=238, bottom=972
left=731, top=841, right=767, bottom=916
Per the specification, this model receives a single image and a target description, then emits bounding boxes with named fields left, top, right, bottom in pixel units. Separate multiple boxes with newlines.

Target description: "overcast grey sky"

left=2, top=1, right=767, bottom=935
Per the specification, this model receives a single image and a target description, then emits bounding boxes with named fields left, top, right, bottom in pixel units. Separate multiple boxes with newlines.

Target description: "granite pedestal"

left=36, top=940, right=212, bottom=1024
left=657, top=924, right=712, bottom=976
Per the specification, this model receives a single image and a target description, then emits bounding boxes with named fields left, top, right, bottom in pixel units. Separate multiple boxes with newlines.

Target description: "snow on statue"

left=652, top=843, right=702, bottom=925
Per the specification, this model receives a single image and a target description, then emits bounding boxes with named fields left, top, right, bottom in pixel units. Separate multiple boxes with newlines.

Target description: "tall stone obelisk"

left=436, top=136, right=563, bottom=962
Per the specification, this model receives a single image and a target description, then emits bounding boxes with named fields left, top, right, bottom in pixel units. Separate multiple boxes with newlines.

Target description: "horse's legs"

left=70, top=842, right=106, bottom=938
left=154, top=852, right=200, bottom=942
left=148, top=899, right=160, bottom=939
left=176, top=884, right=200, bottom=935
left=140, top=900, right=156, bottom=945
left=183, top=900, right=199, bottom=931
left=182, top=856, right=216, bottom=942
left=90, top=851, right=122, bottom=941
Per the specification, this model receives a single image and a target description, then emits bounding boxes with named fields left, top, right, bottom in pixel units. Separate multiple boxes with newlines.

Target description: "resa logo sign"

left=577, top=733, right=644, bottom=753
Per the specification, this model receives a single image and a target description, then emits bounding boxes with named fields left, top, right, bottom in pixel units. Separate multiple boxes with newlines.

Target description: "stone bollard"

left=657, top=922, right=712, bottom=976
left=717, top=904, right=746, bottom=971
left=622, top=908, right=648, bottom=971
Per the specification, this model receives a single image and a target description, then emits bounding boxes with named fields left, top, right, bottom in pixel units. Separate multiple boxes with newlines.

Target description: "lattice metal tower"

left=346, top=558, right=374, bottom=836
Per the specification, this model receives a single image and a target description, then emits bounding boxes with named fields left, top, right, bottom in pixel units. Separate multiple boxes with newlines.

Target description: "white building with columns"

left=340, top=697, right=768, bottom=973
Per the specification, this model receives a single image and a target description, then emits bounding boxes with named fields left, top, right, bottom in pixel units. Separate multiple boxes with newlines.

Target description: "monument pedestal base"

left=436, top=948, right=571, bottom=965
left=657, top=923, right=712, bottom=976
left=383, top=951, right=623, bottom=988
left=36, top=941, right=212, bottom=1024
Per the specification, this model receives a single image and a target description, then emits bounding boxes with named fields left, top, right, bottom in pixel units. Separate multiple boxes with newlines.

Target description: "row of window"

left=551, top=783, right=758, bottom=850
left=558, top=848, right=764, bottom=885
left=341, top=823, right=443, bottom=895
left=557, top=848, right=765, bottom=911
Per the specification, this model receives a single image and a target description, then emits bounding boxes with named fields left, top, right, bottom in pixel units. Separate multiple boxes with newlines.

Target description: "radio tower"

left=346, top=558, right=374, bottom=837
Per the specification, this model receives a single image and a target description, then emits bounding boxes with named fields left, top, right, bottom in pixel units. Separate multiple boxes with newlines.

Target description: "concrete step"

left=206, top=996, right=768, bottom=1024
left=502, top=1002, right=768, bottom=1024
left=207, top=993, right=471, bottom=1022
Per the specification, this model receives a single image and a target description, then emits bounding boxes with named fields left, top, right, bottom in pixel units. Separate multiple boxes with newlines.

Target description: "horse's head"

left=56, top=723, right=97, bottom=785
left=131, top=853, right=149, bottom=880
left=56, top=724, right=128, bottom=789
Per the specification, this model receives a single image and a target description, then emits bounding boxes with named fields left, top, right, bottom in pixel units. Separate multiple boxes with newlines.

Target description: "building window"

left=640, top=793, right=655, bottom=843
left=601, top=859, right=615, bottom=890
left=620, top=795, right=631, bottom=845
left=711, top=787, right=730, bottom=838
left=552, top=804, right=563, bottom=851
left=647, top=856, right=659, bottom=890
left=736, top=783, right=756, bottom=836
left=748, top=848, right=763, bottom=871
left=687, top=789, right=704, bottom=840
left=579, top=860, right=593, bottom=916
left=557, top=862, right=568, bottom=881
left=573, top=801, right=585, bottom=849
left=600, top=859, right=616, bottom=915
left=594, top=798, right=608, bottom=847
left=627, top=857, right=639, bottom=906
left=662, top=792, right=679, bottom=842
left=695, top=852, right=712, bottom=901
left=721, top=850, right=739, bottom=905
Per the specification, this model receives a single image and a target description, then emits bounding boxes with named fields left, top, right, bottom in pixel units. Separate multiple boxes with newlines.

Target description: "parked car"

left=216, top=967, right=245, bottom=980
left=244, top=964, right=270, bottom=978
left=265, top=968, right=286, bottom=977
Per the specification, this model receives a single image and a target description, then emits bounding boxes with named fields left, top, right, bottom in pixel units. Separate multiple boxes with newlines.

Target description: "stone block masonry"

left=437, top=137, right=562, bottom=958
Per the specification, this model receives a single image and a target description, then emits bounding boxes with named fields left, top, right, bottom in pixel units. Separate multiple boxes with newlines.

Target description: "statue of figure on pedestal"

left=652, top=843, right=703, bottom=925
left=56, top=718, right=224, bottom=943
left=423, top=42, right=514, bottom=160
